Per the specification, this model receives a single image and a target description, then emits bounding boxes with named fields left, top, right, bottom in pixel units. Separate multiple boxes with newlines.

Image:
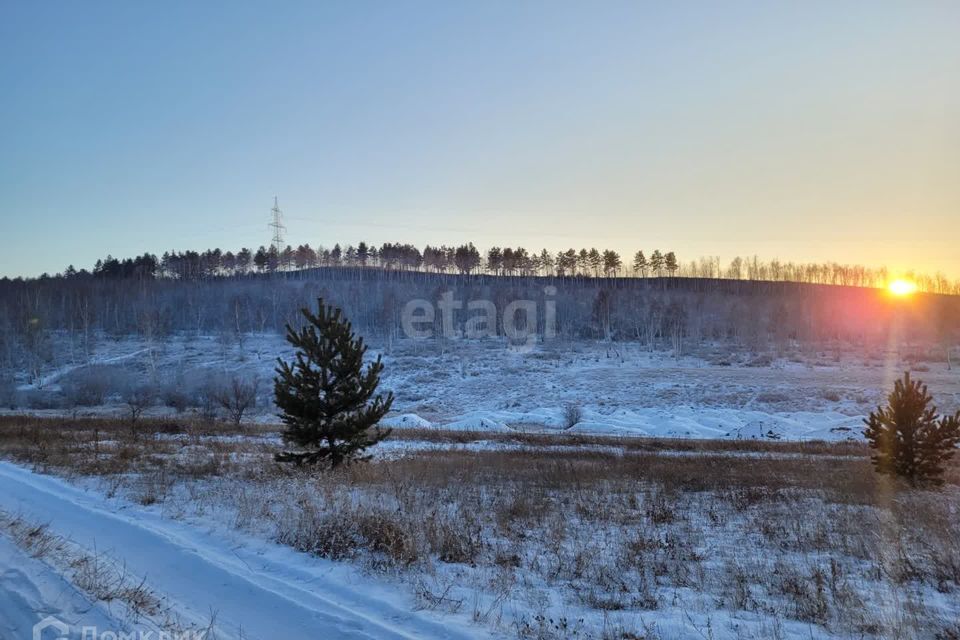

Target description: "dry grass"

left=0, top=416, right=958, bottom=639
left=389, top=426, right=872, bottom=457
left=0, top=511, right=163, bottom=620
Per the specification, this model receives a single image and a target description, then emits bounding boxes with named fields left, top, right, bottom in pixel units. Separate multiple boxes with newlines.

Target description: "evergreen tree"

left=454, top=243, right=482, bottom=274
left=555, top=249, right=575, bottom=276
left=275, top=299, right=393, bottom=468
left=577, top=248, right=589, bottom=275
left=357, top=241, right=369, bottom=266
left=863, top=372, right=960, bottom=486
left=664, top=251, right=679, bottom=275
left=632, top=250, right=647, bottom=277
left=501, top=248, right=516, bottom=275
left=266, top=246, right=280, bottom=272
left=236, top=247, right=253, bottom=273
left=513, top=246, right=531, bottom=275
left=602, top=250, right=621, bottom=277
left=587, top=248, right=602, bottom=276
left=486, top=247, right=503, bottom=275
left=538, top=249, right=554, bottom=276
left=650, top=250, right=664, bottom=276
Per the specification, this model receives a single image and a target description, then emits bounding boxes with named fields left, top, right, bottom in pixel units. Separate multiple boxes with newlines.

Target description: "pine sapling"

left=863, top=372, right=960, bottom=487
left=275, top=298, right=393, bottom=468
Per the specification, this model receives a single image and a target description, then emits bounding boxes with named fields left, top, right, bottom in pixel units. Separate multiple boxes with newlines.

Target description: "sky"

left=1, top=1, right=958, bottom=279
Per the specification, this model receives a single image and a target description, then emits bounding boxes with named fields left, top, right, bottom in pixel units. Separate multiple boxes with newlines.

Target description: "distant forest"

left=2, top=242, right=959, bottom=382
left=15, top=240, right=960, bottom=296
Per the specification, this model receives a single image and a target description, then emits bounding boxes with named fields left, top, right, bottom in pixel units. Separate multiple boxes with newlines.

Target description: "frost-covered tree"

left=863, top=372, right=960, bottom=487
left=275, top=299, right=393, bottom=468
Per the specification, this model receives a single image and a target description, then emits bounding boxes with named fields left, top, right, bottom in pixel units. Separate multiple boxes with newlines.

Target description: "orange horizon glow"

left=887, top=279, right=918, bottom=297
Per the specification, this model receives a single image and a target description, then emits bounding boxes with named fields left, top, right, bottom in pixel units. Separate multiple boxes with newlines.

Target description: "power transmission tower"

left=269, top=196, right=286, bottom=258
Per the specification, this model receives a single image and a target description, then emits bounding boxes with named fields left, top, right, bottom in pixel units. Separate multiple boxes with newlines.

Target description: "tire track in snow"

left=0, top=534, right=125, bottom=639
left=0, top=463, right=488, bottom=640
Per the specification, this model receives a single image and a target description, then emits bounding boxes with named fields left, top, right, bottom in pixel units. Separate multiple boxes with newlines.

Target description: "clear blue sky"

left=2, top=1, right=958, bottom=278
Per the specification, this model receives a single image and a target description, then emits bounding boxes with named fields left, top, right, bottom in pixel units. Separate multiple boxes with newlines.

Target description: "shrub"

left=18, top=389, right=64, bottom=410
left=276, top=502, right=418, bottom=565
left=121, top=382, right=157, bottom=424
left=0, top=374, right=17, bottom=409
left=60, top=365, right=128, bottom=406
left=563, top=403, right=583, bottom=429
left=214, top=375, right=259, bottom=426
left=159, top=373, right=192, bottom=413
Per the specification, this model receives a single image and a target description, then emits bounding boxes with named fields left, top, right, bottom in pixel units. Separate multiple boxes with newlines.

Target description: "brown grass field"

left=1, top=415, right=958, bottom=639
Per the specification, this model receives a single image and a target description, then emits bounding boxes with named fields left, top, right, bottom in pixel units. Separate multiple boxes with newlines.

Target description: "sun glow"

left=887, top=279, right=918, bottom=297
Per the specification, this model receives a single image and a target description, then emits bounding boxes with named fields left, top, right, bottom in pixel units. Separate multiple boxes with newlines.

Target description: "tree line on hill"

left=27, top=241, right=958, bottom=295
left=1, top=264, right=957, bottom=387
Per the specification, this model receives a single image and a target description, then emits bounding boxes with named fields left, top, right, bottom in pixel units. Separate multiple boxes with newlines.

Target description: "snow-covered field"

left=0, top=426, right=958, bottom=640
left=2, top=334, right=958, bottom=639
left=11, top=333, right=960, bottom=441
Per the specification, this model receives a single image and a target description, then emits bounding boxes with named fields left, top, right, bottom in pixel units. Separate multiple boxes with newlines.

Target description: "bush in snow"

left=60, top=365, right=128, bottom=406
left=159, top=374, right=192, bottom=413
left=160, top=368, right=228, bottom=418
left=214, top=375, right=260, bottom=426
left=121, top=381, right=157, bottom=425
left=563, top=403, right=583, bottom=429
left=18, top=388, right=64, bottom=410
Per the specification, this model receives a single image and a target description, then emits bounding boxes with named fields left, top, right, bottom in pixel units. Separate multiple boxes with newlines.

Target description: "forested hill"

left=1, top=267, right=957, bottom=358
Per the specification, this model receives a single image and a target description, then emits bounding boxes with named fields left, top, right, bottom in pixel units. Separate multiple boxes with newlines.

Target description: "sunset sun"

left=2, top=2, right=960, bottom=637
left=888, top=279, right=918, bottom=297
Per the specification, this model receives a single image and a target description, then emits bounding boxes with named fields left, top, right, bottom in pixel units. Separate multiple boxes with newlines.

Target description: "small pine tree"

left=275, top=299, right=393, bottom=468
left=863, top=372, right=960, bottom=487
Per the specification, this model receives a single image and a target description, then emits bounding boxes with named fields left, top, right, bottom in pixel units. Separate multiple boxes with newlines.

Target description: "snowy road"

left=0, top=534, right=124, bottom=640
left=0, top=462, right=488, bottom=640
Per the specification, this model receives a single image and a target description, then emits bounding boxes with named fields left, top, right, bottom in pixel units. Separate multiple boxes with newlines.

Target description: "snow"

left=3, top=335, right=958, bottom=638
left=0, top=462, right=491, bottom=640
left=9, top=334, right=958, bottom=443
left=440, top=412, right=514, bottom=432
left=0, top=535, right=129, bottom=640
left=380, top=413, right=433, bottom=429
left=381, top=406, right=867, bottom=441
